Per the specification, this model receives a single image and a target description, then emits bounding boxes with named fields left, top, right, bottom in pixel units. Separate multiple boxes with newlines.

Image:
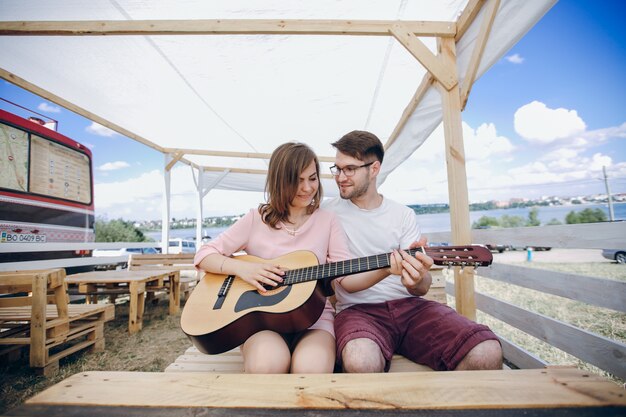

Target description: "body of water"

left=146, top=202, right=625, bottom=241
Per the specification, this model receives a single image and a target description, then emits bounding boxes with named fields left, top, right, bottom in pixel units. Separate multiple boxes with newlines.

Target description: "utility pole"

left=603, top=166, right=615, bottom=221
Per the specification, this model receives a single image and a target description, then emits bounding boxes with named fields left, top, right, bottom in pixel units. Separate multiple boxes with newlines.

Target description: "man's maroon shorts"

left=334, top=297, right=500, bottom=371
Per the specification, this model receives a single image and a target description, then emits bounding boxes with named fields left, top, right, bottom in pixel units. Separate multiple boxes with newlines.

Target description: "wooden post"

left=437, top=37, right=476, bottom=320
left=162, top=154, right=172, bottom=254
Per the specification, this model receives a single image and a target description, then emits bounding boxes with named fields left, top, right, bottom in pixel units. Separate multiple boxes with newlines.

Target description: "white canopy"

left=0, top=0, right=554, bottom=192
left=0, top=0, right=556, bottom=318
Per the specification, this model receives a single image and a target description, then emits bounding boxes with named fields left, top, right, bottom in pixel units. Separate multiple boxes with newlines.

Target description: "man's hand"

left=394, top=237, right=434, bottom=296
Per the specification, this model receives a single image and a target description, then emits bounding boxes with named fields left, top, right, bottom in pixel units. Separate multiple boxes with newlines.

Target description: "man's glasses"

left=329, top=162, right=374, bottom=177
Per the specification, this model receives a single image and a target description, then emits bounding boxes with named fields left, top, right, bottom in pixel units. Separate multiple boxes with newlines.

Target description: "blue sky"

left=1, top=0, right=625, bottom=220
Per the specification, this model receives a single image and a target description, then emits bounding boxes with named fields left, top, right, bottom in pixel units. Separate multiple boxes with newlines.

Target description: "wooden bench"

left=128, top=253, right=198, bottom=300
left=13, top=367, right=626, bottom=416
left=0, top=269, right=115, bottom=376
left=166, top=268, right=447, bottom=373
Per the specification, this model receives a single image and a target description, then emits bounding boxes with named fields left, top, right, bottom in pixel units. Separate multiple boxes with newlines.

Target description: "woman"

left=194, top=142, right=401, bottom=374
left=194, top=142, right=349, bottom=373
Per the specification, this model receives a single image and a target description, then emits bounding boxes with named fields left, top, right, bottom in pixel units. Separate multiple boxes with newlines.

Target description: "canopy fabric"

left=0, top=0, right=555, bottom=196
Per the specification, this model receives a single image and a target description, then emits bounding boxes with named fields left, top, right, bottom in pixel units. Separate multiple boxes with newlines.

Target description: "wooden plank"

left=498, top=335, right=548, bottom=369
left=389, top=25, right=457, bottom=90
left=0, top=68, right=165, bottom=155
left=383, top=73, right=434, bottom=151
left=0, top=19, right=456, bottom=37
left=162, top=148, right=335, bottom=163
left=474, top=292, right=626, bottom=380
left=455, top=0, right=486, bottom=42
left=437, top=36, right=475, bottom=320
left=25, top=368, right=626, bottom=411
left=460, top=0, right=500, bottom=109
left=479, top=263, right=626, bottom=313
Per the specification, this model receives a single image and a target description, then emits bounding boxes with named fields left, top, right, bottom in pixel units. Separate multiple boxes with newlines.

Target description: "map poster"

left=0, top=123, right=29, bottom=192
left=29, top=134, right=91, bottom=204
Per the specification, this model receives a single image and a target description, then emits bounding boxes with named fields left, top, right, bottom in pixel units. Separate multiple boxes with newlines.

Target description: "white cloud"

left=505, top=53, right=524, bottom=64
left=94, top=167, right=265, bottom=220
left=86, top=122, right=119, bottom=137
left=410, top=121, right=514, bottom=164
left=37, top=102, right=61, bottom=113
left=514, top=101, right=586, bottom=143
left=98, top=161, right=130, bottom=171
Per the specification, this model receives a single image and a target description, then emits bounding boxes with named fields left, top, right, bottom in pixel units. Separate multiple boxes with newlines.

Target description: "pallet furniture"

left=0, top=269, right=114, bottom=376
left=65, top=269, right=180, bottom=334
left=167, top=267, right=447, bottom=373
left=10, top=367, right=625, bottom=416
left=128, top=253, right=199, bottom=300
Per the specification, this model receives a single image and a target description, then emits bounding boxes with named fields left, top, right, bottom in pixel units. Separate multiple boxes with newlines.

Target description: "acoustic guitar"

left=181, top=245, right=492, bottom=354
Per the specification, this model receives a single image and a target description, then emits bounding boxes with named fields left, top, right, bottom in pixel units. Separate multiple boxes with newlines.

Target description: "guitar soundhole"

left=262, top=285, right=287, bottom=296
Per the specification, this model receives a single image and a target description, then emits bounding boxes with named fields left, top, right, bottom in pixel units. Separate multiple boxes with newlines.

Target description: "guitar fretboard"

left=282, top=249, right=420, bottom=285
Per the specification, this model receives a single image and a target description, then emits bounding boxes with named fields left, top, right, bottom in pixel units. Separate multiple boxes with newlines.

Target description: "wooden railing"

left=429, top=221, right=626, bottom=381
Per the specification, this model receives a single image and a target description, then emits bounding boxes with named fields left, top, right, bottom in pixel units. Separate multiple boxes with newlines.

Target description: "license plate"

left=0, top=232, right=47, bottom=243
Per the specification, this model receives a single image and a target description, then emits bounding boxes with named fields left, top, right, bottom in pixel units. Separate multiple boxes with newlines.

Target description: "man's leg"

left=342, top=338, right=385, bottom=373
left=335, top=303, right=397, bottom=373
left=454, top=339, right=503, bottom=370
left=398, top=298, right=502, bottom=371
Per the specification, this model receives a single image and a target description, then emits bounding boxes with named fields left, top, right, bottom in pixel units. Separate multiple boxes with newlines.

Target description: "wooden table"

left=7, top=368, right=626, bottom=416
left=65, top=269, right=180, bottom=334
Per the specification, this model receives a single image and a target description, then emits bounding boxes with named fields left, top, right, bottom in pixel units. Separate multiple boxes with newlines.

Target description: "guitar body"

left=181, top=250, right=326, bottom=354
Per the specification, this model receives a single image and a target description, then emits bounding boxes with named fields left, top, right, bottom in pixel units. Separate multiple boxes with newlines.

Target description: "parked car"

left=485, top=244, right=510, bottom=253
left=93, top=246, right=159, bottom=269
left=168, top=238, right=197, bottom=254
left=601, top=249, right=626, bottom=264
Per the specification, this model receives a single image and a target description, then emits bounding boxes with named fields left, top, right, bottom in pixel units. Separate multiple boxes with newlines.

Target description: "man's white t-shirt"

left=322, top=196, right=421, bottom=313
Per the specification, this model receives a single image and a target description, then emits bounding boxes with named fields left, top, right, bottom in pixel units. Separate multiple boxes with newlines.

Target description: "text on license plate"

left=0, top=232, right=47, bottom=243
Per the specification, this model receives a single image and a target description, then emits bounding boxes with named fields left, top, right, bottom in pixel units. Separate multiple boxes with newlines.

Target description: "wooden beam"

left=384, top=73, right=434, bottom=150
left=455, top=0, right=486, bottom=42
left=0, top=19, right=456, bottom=37
left=437, top=37, right=475, bottom=320
left=162, top=148, right=335, bottom=163
left=0, top=68, right=166, bottom=154
left=165, top=152, right=184, bottom=172
left=460, top=0, right=500, bottom=110
left=389, top=24, right=457, bottom=91
left=198, top=166, right=333, bottom=180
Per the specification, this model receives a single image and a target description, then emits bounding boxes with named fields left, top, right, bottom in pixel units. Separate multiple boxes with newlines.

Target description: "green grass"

left=445, top=262, right=625, bottom=386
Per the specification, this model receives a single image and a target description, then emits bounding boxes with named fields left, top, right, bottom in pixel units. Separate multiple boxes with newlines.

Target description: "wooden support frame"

left=0, top=9, right=490, bottom=319
left=389, top=24, right=457, bottom=90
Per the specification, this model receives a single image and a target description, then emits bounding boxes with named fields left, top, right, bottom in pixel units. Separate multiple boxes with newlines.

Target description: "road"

left=493, top=248, right=610, bottom=264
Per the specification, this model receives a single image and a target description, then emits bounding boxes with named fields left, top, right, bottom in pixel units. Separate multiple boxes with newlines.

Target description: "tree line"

left=471, top=208, right=608, bottom=229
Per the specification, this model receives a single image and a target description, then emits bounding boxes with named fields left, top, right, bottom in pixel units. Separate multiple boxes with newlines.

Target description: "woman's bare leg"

left=242, top=330, right=291, bottom=373
left=290, top=329, right=335, bottom=373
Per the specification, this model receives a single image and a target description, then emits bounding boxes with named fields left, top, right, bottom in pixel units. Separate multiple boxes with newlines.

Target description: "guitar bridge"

left=213, top=275, right=235, bottom=310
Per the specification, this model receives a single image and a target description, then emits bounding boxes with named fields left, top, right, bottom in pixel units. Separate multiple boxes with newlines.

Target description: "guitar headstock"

left=423, top=245, right=493, bottom=267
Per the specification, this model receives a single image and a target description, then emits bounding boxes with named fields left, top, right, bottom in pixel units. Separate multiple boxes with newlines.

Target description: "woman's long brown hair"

left=259, top=142, right=322, bottom=229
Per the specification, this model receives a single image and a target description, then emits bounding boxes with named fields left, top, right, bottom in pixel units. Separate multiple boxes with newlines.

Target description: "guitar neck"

left=283, top=249, right=418, bottom=286
left=282, top=245, right=492, bottom=286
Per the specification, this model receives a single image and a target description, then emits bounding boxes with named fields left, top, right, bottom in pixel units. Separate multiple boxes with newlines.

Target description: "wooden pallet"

left=128, top=253, right=198, bottom=300
left=0, top=269, right=115, bottom=375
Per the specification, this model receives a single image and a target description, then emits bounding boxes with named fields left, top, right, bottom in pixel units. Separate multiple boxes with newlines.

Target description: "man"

left=323, top=130, right=503, bottom=372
